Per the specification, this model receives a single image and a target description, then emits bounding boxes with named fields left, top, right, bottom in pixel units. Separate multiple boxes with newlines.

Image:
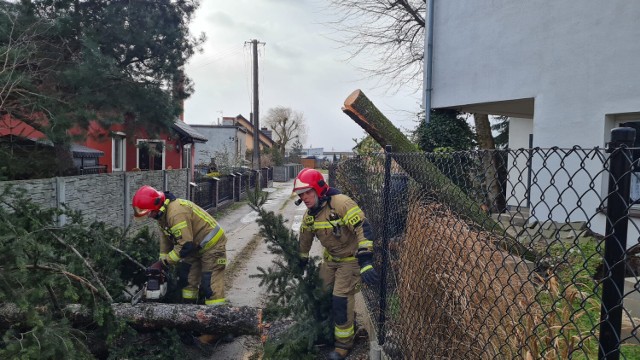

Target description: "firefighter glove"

left=359, top=260, right=379, bottom=286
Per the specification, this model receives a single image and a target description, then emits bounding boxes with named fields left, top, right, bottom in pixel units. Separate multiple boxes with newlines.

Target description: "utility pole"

left=246, top=39, right=265, bottom=170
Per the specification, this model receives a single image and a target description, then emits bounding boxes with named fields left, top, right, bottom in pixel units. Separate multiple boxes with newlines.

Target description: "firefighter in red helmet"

left=293, top=168, right=379, bottom=360
left=132, top=185, right=227, bottom=306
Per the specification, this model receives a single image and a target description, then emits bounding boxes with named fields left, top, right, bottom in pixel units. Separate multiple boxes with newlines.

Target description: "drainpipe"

left=424, top=0, right=435, bottom=126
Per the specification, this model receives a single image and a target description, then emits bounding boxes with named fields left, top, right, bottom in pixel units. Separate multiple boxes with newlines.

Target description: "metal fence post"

left=378, top=145, right=392, bottom=346
left=328, top=162, right=335, bottom=187
left=55, top=177, right=66, bottom=226
left=124, top=172, right=131, bottom=228
left=599, top=127, right=635, bottom=360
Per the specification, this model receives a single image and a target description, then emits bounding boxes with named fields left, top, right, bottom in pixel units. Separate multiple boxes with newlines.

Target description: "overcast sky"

left=184, top=0, right=423, bottom=152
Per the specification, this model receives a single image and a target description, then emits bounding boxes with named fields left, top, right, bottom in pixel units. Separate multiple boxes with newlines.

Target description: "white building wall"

left=430, top=0, right=640, bottom=148
left=505, top=118, right=532, bottom=209
left=191, top=126, right=246, bottom=166
left=428, top=1, right=640, bottom=236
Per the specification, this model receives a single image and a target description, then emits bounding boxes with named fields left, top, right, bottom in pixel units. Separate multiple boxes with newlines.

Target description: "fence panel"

left=273, top=166, right=289, bottom=182
left=192, top=178, right=214, bottom=209
left=217, top=175, right=233, bottom=203
left=330, top=143, right=640, bottom=359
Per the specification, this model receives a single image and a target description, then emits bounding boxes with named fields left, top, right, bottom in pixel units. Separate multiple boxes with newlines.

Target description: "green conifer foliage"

left=0, top=187, right=183, bottom=359
left=252, top=208, right=333, bottom=359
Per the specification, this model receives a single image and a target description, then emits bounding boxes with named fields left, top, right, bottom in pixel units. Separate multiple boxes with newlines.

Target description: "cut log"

left=111, top=303, right=262, bottom=336
left=342, top=89, right=534, bottom=260
left=1, top=303, right=262, bottom=336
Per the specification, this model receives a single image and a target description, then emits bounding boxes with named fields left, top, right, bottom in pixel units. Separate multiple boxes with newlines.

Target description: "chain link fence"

left=329, top=130, right=640, bottom=359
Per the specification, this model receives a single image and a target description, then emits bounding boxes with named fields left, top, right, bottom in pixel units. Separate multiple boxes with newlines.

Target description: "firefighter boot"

left=327, top=347, right=349, bottom=360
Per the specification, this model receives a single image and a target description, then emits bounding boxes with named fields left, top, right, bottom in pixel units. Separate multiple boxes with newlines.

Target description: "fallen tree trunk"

left=342, top=89, right=534, bottom=260
left=1, top=303, right=263, bottom=336
left=111, top=303, right=262, bottom=335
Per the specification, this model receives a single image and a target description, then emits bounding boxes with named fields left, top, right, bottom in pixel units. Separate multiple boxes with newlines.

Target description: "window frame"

left=136, top=139, right=166, bottom=171
left=112, top=132, right=126, bottom=172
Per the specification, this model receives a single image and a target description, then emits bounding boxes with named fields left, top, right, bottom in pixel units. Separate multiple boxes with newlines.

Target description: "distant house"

left=190, top=114, right=275, bottom=170
left=222, top=115, right=275, bottom=152
left=283, top=146, right=355, bottom=162
left=190, top=124, right=248, bottom=168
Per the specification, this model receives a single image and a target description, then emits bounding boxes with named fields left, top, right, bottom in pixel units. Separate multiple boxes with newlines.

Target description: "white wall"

left=191, top=125, right=246, bottom=166
left=505, top=118, right=532, bottom=209
left=428, top=1, right=640, bottom=233
left=430, top=0, right=640, bottom=148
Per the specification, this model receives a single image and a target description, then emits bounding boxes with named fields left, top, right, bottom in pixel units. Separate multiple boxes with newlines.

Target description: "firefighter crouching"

left=294, top=168, right=379, bottom=360
left=132, top=185, right=227, bottom=305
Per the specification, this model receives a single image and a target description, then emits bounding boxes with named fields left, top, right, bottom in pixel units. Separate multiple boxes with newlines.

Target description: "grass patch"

left=539, top=237, right=640, bottom=359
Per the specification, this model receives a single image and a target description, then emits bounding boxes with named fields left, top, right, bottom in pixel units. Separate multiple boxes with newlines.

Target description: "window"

left=137, top=140, right=165, bottom=170
left=182, top=143, right=192, bottom=169
left=621, top=121, right=640, bottom=203
left=112, top=133, right=126, bottom=171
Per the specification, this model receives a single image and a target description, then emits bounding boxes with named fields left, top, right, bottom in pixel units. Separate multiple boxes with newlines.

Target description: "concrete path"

left=198, top=178, right=334, bottom=359
left=199, top=179, right=300, bottom=359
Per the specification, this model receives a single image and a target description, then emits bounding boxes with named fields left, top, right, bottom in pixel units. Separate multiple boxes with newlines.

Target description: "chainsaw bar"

left=131, top=285, right=145, bottom=305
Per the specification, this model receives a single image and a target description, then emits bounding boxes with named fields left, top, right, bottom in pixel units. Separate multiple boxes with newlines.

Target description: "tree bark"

left=473, top=113, right=507, bottom=213
left=1, top=303, right=263, bottom=336
left=342, top=89, right=534, bottom=260
left=112, top=303, right=262, bottom=335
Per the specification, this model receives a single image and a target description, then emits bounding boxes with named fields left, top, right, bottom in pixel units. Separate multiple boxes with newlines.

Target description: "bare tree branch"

left=49, top=232, right=114, bottom=303
left=263, top=106, right=307, bottom=157
left=0, top=264, right=103, bottom=298
left=324, top=0, right=426, bottom=93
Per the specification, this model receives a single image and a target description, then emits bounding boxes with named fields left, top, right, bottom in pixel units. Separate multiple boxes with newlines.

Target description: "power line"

left=188, top=46, right=245, bottom=70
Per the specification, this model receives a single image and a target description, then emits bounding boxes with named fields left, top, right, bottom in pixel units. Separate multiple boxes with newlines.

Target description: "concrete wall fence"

left=0, top=169, right=188, bottom=235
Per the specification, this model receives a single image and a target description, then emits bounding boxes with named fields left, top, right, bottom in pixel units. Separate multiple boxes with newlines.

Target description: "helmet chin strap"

left=153, top=199, right=171, bottom=219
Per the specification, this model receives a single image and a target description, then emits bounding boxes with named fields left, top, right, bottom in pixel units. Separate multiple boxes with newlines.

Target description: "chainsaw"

left=131, top=265, right=168, bottom=305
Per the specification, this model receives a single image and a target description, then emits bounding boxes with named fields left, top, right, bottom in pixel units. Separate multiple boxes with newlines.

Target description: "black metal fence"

left=329, top=129, right=640, bottom=359
left=191, top=167, right=273, bottom=211
left=76, top=165, right=107, bottom=175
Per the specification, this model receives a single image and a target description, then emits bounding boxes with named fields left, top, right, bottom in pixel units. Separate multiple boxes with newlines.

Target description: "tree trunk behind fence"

left=342, top=89, right=532, bottom=259
left=473, top=113, right=507, bottom=213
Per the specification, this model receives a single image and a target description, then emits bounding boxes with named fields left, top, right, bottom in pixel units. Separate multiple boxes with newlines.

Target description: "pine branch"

left=251, top=206, right=333, bottom=358
left=50, top=232, right=114, bottom=303
left=0, top=264, right=103, bottom=299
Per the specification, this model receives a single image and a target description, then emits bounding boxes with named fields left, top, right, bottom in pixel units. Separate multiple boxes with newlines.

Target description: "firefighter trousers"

left=319, top=259, right=361, bottom=350
left=179, top=236, right=227, bottom=305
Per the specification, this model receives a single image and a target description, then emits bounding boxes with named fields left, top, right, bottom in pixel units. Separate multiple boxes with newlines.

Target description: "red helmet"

left=293, top=168, right=328, bottom=196
left=132, top=185, right=165, bottom=217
